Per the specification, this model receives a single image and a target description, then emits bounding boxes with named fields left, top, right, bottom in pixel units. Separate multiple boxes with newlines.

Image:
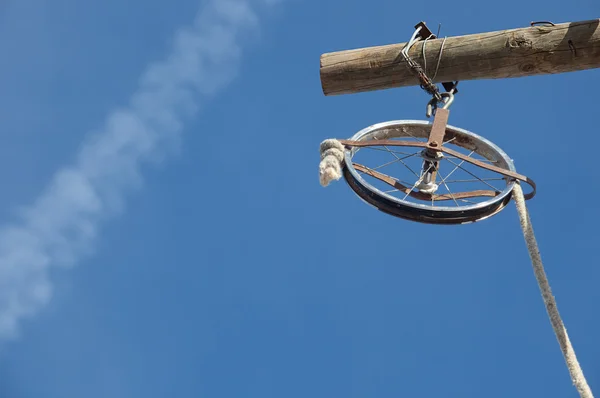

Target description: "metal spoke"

left=444, top=157, right=501, bottom=192
left=438, top=149, right=475, bottom=186
left=444, top=178, right=506, bottom=183
left=401, top=130, right=426, bottom=142
left=443, top=136, right=457, bottom=145
left=443, top=155, right=497, bottom=163
left=403, top=163, right=433, bottom=200
left=383, top=145, right=421, bottom=178
left=434, top=164, right=460, bottom=207
left=372, top=152, right=420, bottom=171
left=363, top=146, right=418, bottom=156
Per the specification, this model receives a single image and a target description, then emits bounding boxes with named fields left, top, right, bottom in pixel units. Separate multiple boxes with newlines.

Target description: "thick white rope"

left=513, top=183, right=594, bottom=398
left=319, top=139, right=345, bottom=187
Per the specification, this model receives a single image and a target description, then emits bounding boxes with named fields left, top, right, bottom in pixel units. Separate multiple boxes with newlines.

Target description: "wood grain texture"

left=320, top=19, right=600, bottom=96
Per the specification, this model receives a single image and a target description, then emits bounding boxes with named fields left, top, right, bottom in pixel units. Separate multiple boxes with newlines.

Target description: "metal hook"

left=426, top=92, right=454, bottom=117
left=530, top=21, right=555, bottom=27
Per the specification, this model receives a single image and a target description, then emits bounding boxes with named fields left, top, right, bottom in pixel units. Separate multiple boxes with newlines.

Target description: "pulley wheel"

left=342, top=120, right=522, bottom=224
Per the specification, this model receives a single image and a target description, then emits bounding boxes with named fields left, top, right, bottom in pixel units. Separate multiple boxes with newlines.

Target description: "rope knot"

left=319, top=139, right=345, bottom=187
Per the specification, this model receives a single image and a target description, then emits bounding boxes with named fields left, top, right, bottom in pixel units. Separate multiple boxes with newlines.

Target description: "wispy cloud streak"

left=0, top=0, right=268, bottom=341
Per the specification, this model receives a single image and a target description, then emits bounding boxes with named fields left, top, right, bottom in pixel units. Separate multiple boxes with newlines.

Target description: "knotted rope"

left=319, top=139, right=345, bottom=187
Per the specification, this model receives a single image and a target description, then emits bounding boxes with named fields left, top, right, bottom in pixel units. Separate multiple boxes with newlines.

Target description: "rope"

left=512, top=182, right=594, bottom=398
left=319, top=139, right=345, bottom=187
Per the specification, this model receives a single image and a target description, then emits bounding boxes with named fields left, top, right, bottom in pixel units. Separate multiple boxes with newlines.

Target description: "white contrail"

left=0, top=0, right=270, bottom=341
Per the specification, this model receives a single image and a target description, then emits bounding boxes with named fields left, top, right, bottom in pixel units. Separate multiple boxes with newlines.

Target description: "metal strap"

left=340, top=139, right=537, bottom=200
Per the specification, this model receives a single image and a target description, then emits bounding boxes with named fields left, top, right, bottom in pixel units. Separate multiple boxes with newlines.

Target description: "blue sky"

left=0, top=0, right=598, bottom=397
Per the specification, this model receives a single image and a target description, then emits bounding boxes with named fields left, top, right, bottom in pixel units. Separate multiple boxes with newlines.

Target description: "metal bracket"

left=414, top=21, right=436, bottom=40
left=427, top=108, right=449, bottom=148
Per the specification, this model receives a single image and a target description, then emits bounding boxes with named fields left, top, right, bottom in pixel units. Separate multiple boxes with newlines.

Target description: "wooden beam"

left=320, top=19, right=600, bottom=96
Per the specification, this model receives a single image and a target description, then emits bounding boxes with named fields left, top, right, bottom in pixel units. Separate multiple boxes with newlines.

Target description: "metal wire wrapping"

left=400, top=24, right=455, bottom=114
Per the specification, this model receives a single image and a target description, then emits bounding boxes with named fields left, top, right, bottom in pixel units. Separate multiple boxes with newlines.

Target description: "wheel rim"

left=342, top=120, right=517, bottom=224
